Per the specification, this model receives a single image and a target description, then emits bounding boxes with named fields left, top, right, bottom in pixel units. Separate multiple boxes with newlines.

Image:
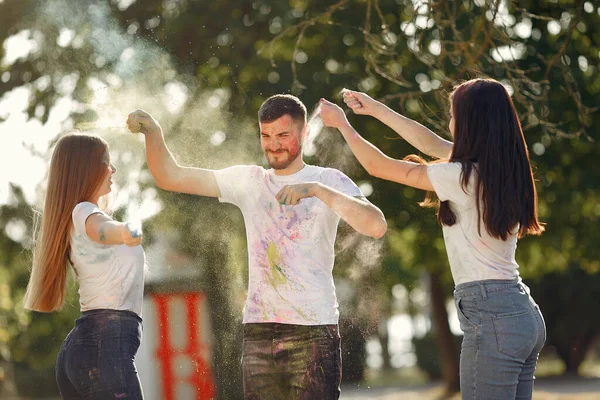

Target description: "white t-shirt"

left=426, top=163, right=520, bottom=285
left=214, top=164, right=364, bottom=325
left=70, top=202, right=145, bottom=316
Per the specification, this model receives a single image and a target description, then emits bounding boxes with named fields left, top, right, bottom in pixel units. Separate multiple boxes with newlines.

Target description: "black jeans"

left=56, top=309, right=143, bottom=399
left=242, top=323, right=342, bottom=400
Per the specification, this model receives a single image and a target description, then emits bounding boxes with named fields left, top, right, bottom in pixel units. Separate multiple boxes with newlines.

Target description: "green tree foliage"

left=0, top=185, right=80, bottom=397
left=1, top=1, right=598, bottom=398
left=0, top=185, right=33, bottom=395
left=527, top=263, right=600, bottom=374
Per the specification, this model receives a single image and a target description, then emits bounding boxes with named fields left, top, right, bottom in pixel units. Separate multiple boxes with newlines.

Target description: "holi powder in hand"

left=126, top=204, right=144, bottom=239
left=126, top=220, right=142, bottom=239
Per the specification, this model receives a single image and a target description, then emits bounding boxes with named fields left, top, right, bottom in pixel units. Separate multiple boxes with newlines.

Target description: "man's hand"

left=121, top=222, right=143, bottom=247
left=276, top=183, right=320, bottom=205
left=319, top=99, right=350, bottom=130
left=127, top=109, right=161, bottom=135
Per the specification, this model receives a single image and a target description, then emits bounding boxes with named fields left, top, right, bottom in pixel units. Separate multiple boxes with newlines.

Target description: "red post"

left=151, top=292, right=217, bottom=400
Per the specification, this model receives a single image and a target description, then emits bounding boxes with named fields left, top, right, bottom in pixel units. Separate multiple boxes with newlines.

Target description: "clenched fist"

left=319, top=98, right=349, bottom=130
left=342, top=90, right=381, bottom=117
left=126, top=109, right=161, bottom=135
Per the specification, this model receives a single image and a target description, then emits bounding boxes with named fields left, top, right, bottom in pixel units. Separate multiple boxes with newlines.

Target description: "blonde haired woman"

left=24, top=133, right=145, bottom=399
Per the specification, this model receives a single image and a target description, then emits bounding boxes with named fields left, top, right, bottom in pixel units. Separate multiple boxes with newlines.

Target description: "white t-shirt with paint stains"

left=70, top=202, right=145, bottom=316
left=215, top=164, right=363, bottom=325
left=426, top=162, right=520, bottom=285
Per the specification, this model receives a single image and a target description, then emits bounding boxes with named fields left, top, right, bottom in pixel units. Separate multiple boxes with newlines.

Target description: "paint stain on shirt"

left=267, top=242, right=287, bottom=286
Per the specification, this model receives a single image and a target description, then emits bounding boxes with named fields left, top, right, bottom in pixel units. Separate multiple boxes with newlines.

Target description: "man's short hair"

left=258, top=94, right=307, bottom=126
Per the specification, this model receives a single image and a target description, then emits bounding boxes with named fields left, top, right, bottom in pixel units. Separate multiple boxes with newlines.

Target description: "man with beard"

left=127, top=94, right=387, bottom=400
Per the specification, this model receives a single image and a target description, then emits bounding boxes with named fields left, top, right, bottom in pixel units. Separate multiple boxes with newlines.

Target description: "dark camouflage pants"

left=242, top=323, right=342, bottom=400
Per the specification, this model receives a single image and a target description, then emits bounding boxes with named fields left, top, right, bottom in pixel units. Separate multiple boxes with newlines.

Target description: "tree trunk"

left=378, top=309, right=392, bottom=371
left=555, top=332, right=595, bottom=376
left=0, top=361, right=17, bottom=398
left=428, top=270, right=460, bottom=396
left=203, top=242, right=244, bottom=400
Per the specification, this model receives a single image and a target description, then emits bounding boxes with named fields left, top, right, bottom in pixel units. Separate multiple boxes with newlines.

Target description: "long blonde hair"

left=23, top=133, right=109, bottom=312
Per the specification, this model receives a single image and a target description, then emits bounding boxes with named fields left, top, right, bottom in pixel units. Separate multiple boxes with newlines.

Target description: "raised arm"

left=85, top=213, right=142, bottom=247
left=276, top=183, right=387, bottom=239
left=126, top=110, right=221, bottom=198
left=320, top=99, right=434, bottom=192
left=342, top=90, right=452, bottom=159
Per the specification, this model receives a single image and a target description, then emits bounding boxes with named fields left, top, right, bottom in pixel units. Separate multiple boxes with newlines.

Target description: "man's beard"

left=266, top=146, right=302, bottom=170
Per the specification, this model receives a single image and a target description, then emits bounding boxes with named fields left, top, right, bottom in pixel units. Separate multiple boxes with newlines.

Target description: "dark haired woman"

left=320, top=78, right=546, bottom=399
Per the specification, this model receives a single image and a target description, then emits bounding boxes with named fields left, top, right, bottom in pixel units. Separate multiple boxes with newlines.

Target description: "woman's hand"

left=342, top=90, right=382, bottom=117
left=121, top=222, right=143, bottom=247
left=319, top=99, right=350, bottom=130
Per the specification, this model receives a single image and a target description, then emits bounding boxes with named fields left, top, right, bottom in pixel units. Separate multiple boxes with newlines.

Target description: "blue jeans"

left=242, top=323, right=342, bottom=400
left=454, top=279, right=546, bottom=400
left=55, top=309, right=143, bottom=399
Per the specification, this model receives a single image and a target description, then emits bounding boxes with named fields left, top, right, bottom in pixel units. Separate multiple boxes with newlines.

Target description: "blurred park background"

left=0, top=0, right=599, bottom=399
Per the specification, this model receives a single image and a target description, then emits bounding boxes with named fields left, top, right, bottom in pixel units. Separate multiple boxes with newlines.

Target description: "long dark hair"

left=430, top=78, right=544, bottom=240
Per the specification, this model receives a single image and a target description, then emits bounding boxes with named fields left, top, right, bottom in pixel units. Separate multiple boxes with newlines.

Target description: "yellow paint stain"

left=267, top=243, right=287, bottom=286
